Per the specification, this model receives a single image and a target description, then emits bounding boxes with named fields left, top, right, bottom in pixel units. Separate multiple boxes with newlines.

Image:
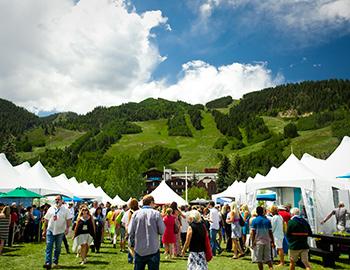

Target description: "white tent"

left=246, top=154, right=339, bottom=233
left=0, top=153, right=27, bottom=192
left=14, top=161, right=31, bottom=175
left=95, top=186, right=113, bottom=204
left=150, top=180, right=187, bottom=206
left=16, top=161, right=73, bottom=197
left=53, top=174, right=73, bottom=193
left=67, top=177, right=96, bottom=199
left=212, top=181, right=247, bottom=204
left=112, top=195, right=126, bottom=206
left=326, top=136, right=350, bottom=177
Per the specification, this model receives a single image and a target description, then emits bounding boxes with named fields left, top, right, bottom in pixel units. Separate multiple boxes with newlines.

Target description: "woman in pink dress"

left=162, top=208, right=176, bottom=259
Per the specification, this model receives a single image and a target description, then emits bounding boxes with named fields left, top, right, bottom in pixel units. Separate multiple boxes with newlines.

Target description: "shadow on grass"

left=85, top=260, right=109, bottom=265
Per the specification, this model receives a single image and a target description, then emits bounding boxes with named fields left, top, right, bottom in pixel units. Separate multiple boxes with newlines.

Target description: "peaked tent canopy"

left=18, top=161, right=73, bottom=197
left=0, top=153, right=27, bottom=192
left=112, top=195, right=126, bottom=206
left=0, top=186, right=42, bottom=198
left=150, top=181, right=187, bottom=206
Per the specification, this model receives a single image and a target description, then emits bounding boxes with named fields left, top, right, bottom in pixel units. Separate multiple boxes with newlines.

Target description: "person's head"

left=187, top=210, right=201, bottom=224
left=26, top=206, right=32, bottom=213
left=230, top=201, right=238, bottom=213
left=180, top=205, right=186, bottom=211
left=95, top=206, right=103, bottom=217
left=2, top=206, right=11, bottom=218
left=80, top=207, right=90, bottom=218
left=256, top=206, right=264, bottom=216
left=106, top=202, right=111, bottom=208
left=93, top=201, right=98, bottom=208
left=338, top=202, right=345, bottom=208
left=270, top=205, right=278, bottom=215
left=0, top=203, right=4, bottom=212
left=290, top=207, right=300, bottom=217
left=122, top=204, right=127, bottom=211
left=170, top=201, right=178, bottom=212
left=166, top=208, right=173, bottom=216
left=54, top=195, right=63, bottom=207
left=285, top=203, right=292, bottom=212
left=142, top=195, right=154, bottom=206
left=241, top=203, right=249, bottom=212
left=203, top=207, right=209, bottom=215
left=68, top=202, right=74, bottom=208
left=129, top=198, right=139, bottom=211
left=208, top=201, right=215, bottom=208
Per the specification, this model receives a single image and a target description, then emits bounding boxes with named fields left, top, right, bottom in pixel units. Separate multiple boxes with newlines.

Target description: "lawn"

left=18, top=127, right=85, bottom=160
left=0, top=239, right=349, bottom=269
left=106, top=112, right=224, bottom=171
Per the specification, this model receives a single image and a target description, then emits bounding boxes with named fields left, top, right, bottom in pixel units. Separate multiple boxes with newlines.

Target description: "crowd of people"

left=0, top=196, right=348, bottom=270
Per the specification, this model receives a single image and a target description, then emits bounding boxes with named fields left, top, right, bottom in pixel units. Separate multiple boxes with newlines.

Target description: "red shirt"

left=10, top=212, right=18, bottom=226
left=278, top=210, right=291, bottom=223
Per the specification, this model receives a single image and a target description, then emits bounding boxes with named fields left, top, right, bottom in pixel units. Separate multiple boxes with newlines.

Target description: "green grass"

left=262, top=116, right=291, bottom=135
left=1, top=240, right=349, bottom=269
left=18, top=127, right=85, bottom=160
left=106, top=112, right=224, bottom=171
left=105, top=113, right=342, bottom=170
left=283, top=126, right=340, bottom=159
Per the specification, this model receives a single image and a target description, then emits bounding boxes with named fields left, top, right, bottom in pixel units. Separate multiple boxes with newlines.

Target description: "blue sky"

left=0, top=0, right=349, bottom=114
left=133, top=0, right=350, bottom=83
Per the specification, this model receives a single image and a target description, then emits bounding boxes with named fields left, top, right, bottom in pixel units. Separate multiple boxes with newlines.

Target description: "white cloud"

left=0, top=0, right=283, bottom=114
left=198, top=0, right=350, bottom=40
left=131, top=60, right=283, bottom=105
left=0, top=0, right=167, bottom=113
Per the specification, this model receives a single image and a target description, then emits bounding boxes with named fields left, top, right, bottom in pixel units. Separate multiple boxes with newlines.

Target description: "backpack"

left=239, top=214, right=245, bottom=227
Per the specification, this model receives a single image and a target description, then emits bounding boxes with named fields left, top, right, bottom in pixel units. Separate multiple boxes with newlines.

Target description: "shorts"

left=120, top=226, right=126, bottom=241
left=289, top=249, right=309, bottom=263
left=275, top=238, right=283, bottom=249
left=254, top=244, right=272, bottom=263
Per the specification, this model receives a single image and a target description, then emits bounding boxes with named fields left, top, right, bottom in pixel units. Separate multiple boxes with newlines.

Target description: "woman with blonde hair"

left=0, top=206, right=11, bottom=255
left=226, top=202, right=244, bottom=259
left=182, top=210, right=208, bottom=270
left=72, top=207, right=95, bottom=265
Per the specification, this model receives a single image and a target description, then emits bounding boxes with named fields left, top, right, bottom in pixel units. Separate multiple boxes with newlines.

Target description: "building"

left=197, top=177, right=217, bottom=197
left=166, top=177, right=192, bottom=196
left=144, top=168, right=162, bottom=194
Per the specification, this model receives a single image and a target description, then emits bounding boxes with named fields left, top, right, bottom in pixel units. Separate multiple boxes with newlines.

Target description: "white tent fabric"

left=53, top=174, right=73, bottom=194
left=17, top=161, right=73, bottom=197
left=326, top=136, right=350, bottom=177
left=95, top=186, right=113, bottom=204
left=246, top=154, right=338, bottom=233
left=0, top=153, right=27, bottom=192
left=67, top=177, right=96, bottom=199
left=150, top=180, right=187, bottom=206
left=112, top=195, right=126, bottom=206
left=212, top=181, right=246, bottom=204
left=14, top=161, right=31, bottom=175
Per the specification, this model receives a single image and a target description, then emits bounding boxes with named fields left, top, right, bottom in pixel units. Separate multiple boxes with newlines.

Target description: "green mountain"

left=1, top=79, right=350, bottom=198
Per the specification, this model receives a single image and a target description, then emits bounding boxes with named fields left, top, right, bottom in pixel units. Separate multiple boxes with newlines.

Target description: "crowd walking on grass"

left=0, top=196, right=349, bottom=270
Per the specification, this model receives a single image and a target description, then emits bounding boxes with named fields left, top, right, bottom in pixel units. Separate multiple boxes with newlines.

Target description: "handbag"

left=203, top=224, right=213, bottom=262
left=174, top=221, right=179, bottom=234
left=239, top=214, right=245, bottom=227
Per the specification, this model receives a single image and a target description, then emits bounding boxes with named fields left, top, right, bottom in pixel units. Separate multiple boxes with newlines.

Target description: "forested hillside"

left=1, top=79, right=350, bottom=198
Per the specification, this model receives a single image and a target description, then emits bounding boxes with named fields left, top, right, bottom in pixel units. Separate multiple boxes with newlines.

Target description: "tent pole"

left=185, top=166, right=188, bottom=204
left=313, top=179, right=318, bottom=233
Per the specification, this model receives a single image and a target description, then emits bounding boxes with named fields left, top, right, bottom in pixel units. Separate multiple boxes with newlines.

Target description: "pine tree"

left=1, top=134, right=19, bottom=165
left=217, top=156, right=231, bottom=192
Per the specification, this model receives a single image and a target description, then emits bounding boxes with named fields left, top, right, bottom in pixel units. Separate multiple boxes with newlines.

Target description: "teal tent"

left=0, top=187, right=43, bottom=198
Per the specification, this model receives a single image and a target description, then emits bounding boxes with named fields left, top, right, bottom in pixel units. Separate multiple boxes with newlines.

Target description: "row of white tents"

left=0, top=153, right=128, bottom=206
left=212, top=136, right=350, bottom=234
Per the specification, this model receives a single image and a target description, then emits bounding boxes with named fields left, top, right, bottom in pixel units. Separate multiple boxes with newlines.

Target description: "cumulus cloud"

left=198, top=0, right=350, bottom=40
left=0, top=0, right=167, bottom=113
left=131, top=60, right=283, bottom=105
left=0, top=0, right=282, bottom=114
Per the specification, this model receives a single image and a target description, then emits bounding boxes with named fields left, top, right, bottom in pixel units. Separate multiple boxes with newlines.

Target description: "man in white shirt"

left=208, top=201, right=223, bottom=256
left=42, top=195, right=72, bottom=269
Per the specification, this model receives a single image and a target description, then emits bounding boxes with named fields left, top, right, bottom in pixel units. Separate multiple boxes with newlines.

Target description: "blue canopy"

left=256, top=193, right=276, bottom=201
left=216, top=197, right=232, bottom=205
left=63, top=196, right=83, bottom=203
left=336, top=172, right=350, bottom=179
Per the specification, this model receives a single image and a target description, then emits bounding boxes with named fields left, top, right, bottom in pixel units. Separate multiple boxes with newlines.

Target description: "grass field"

left=105, top=113, right=341, bottom=171
left=106, top=112, right=224, bottom=171
left=18, top=128, right=85, bottom=160
left=0, top=239, right=349, bottom=270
